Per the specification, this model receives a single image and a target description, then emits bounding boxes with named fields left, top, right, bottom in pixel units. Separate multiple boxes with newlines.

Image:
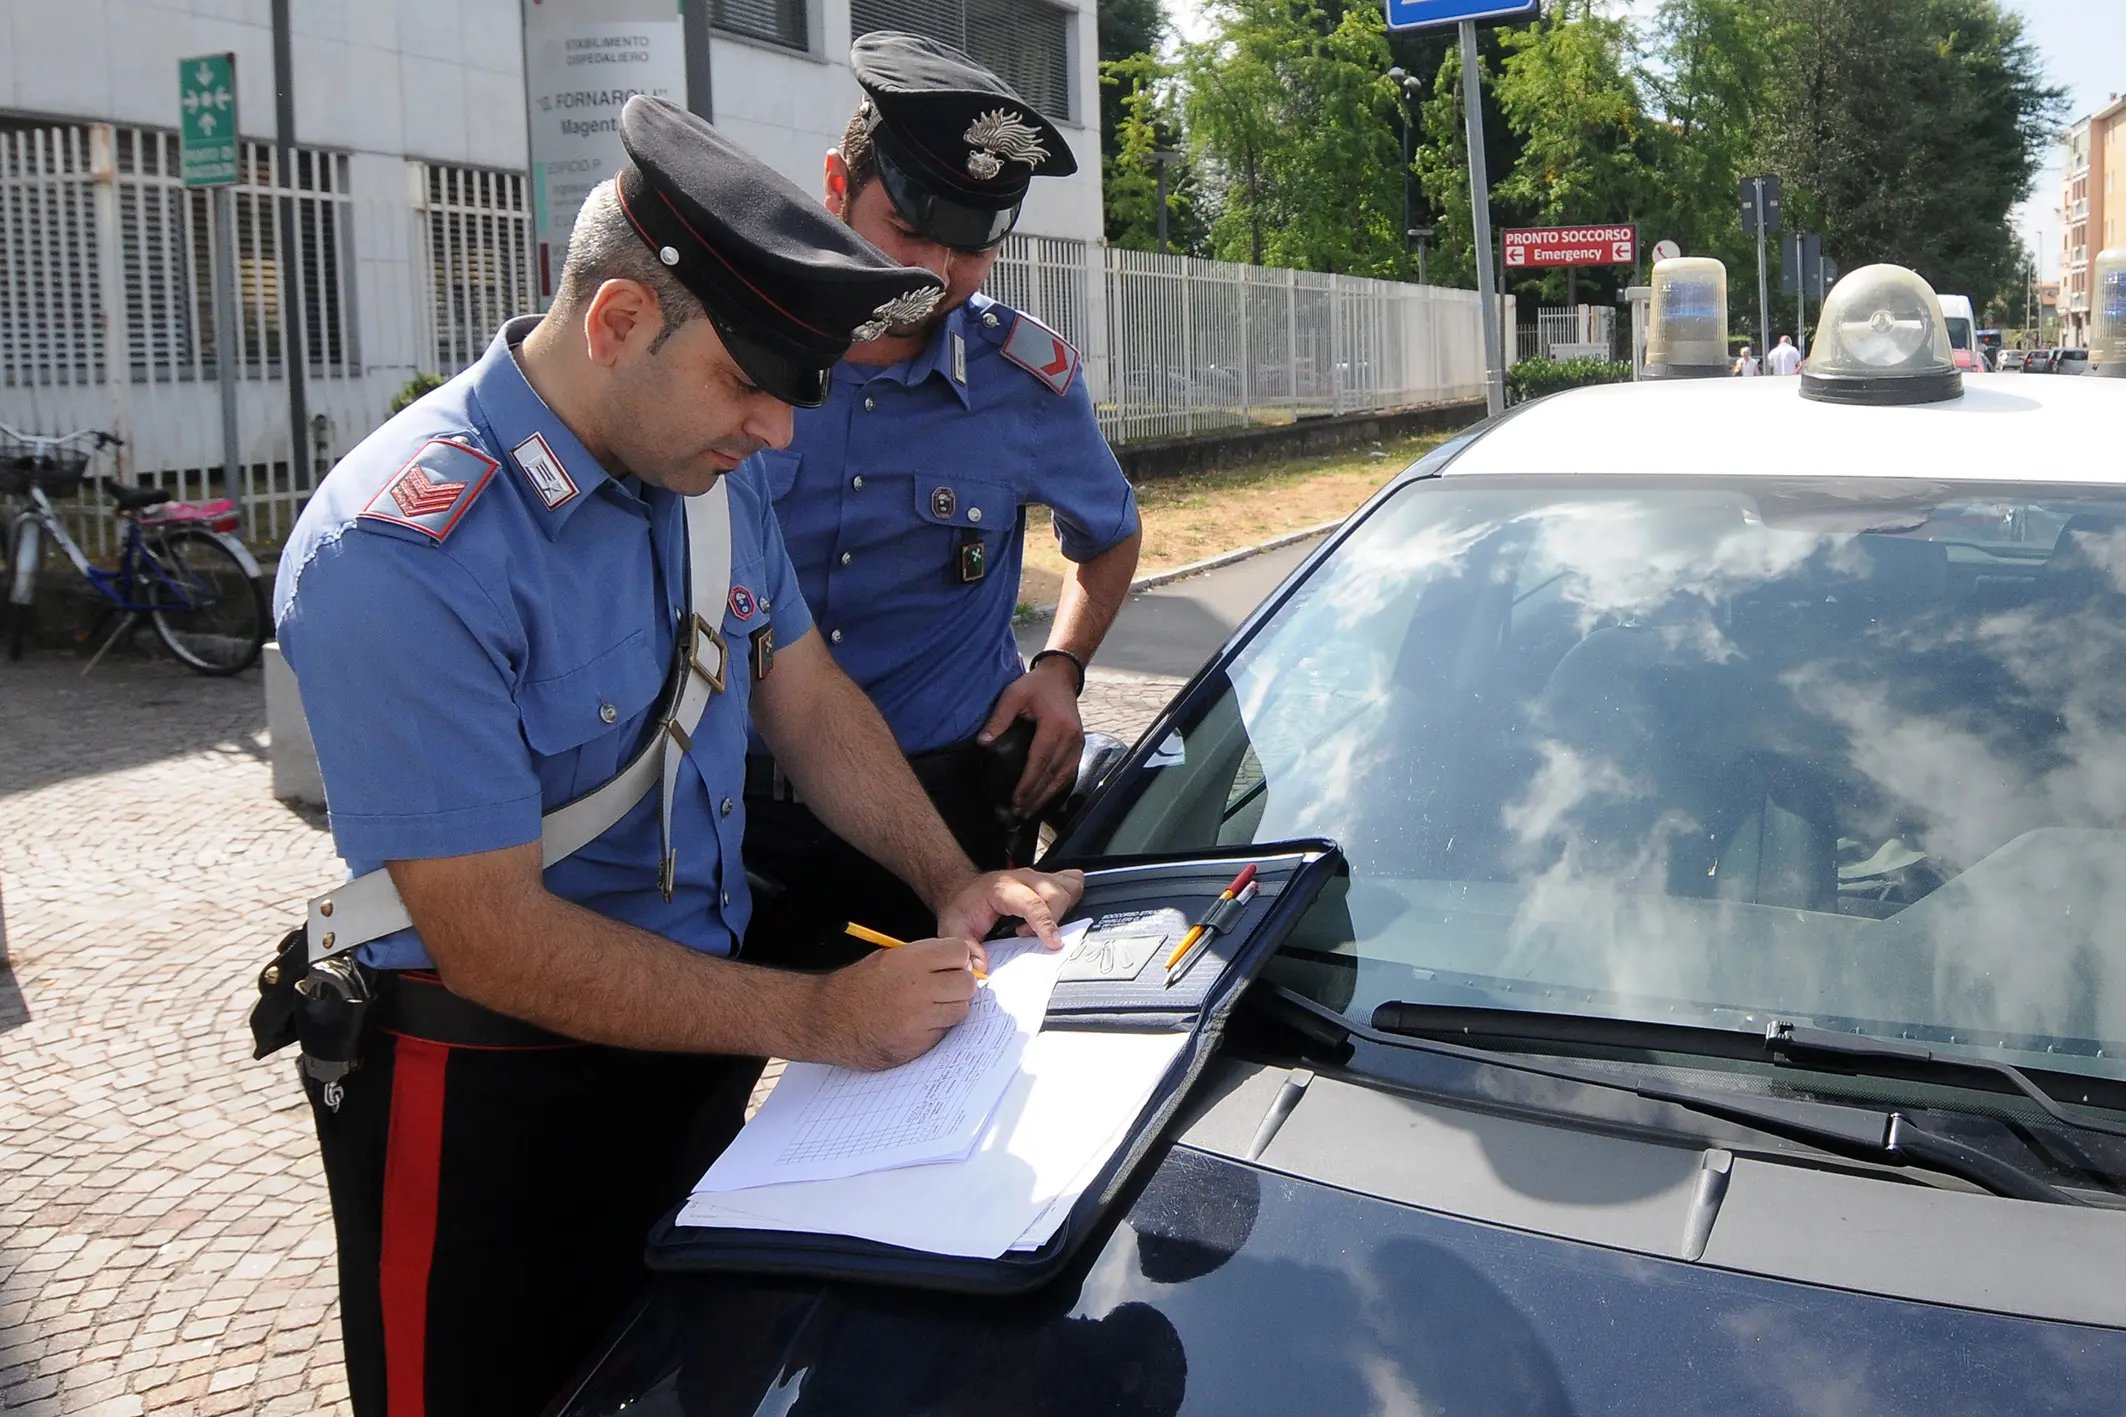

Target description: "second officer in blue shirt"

left=744, top=33, right=1143, bottom=963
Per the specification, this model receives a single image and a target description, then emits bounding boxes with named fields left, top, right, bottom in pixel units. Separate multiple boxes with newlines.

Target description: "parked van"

left=1938, top=294, right=1981, bottom=370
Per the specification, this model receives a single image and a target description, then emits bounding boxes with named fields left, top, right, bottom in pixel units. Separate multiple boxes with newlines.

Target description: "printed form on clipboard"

left=671, top=843, right=1345, bottom=1267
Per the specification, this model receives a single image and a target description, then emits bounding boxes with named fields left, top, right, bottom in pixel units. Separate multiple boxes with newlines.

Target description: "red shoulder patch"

left=999, top=312, right=1080, bottom=396
left=358, top=439, right=497, bottom=542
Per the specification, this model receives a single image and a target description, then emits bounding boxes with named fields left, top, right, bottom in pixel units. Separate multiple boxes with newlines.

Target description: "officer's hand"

left=937, top=867, right=1086, bottom=951
left=978, top=659, right=1085, bottom=817
left=812, top=937, right=990, bottom=1070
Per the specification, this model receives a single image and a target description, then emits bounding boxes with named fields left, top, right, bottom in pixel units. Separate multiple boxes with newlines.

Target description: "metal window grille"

left=851, top=0, right=1072, bottom=122
left=0, top=122, right=103, bottom=388
left=417, top=163, right=534, bottom=375
left=111, top=132, right=358, bottom=383
left=714, top=0, right=807, bottom=51
left=966, top=0, right=1072, bottom=122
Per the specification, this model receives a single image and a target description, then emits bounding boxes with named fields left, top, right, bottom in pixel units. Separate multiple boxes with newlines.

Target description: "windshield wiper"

left=1250, top=989, right=2084, bottom=1205
left=1368, top=1001, right=2126, bottom=1144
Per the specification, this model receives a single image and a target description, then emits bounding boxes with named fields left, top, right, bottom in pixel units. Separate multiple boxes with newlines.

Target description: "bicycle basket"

left=0, top=441, right=88, bottom=498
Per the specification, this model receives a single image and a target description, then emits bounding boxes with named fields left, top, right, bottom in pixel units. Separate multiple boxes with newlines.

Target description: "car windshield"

left=1090, top=474, right=2126, bottom=1084
left=1944, top=315, right=1974, bottom=350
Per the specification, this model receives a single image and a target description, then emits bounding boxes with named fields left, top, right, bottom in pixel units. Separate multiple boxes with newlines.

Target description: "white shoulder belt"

left=306, top=483, right=733, bottom=964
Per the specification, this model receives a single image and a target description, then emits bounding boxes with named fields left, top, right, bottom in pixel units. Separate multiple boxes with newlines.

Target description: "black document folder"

left=645, top=838, right=1345, bottom=1294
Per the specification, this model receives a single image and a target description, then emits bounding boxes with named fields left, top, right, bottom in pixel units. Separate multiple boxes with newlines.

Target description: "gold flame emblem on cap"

left=963, top=109, right=1050, bottom=180
left=852, top=285, right=944, bottom=343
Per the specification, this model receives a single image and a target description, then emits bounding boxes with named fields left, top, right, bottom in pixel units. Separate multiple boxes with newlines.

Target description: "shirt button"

left=983, top=311, right=1000, bottom=327
left=839, top=551, right=852, bottom=565
left=720, top=796, right=734, bottom=817
left=968, top=507, right=983, bottom=523
left=830, top=628, right=844, bottom=644
left=598, top=702, right=617, bottom=724
left=864, top=396, right=876, bottom=411
left=721, top=890, right=731, bottom=908
left=852, top=475, right=865, bottom=490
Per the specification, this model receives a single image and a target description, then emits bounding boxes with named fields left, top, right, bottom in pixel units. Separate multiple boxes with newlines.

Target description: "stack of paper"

left=679, top=924, right=1190, bottom=1259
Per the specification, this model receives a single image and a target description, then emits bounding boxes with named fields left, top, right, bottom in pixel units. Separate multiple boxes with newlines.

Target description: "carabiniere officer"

left=742, top=32, right=1143, bottom=963
left=271, top=97, right=1083, bottom=1417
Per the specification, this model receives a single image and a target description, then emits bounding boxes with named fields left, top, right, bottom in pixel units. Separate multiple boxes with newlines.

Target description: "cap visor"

left=713, top=315, right=833, bottom=409
left=876, top=145, right=1020, bottom=251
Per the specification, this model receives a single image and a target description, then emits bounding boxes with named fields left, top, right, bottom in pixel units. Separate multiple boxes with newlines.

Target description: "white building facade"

left=0, top=0, right=1103, bottom=545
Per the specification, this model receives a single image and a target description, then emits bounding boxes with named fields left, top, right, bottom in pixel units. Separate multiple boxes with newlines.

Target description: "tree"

left=1098, top=0, right=1168, bottom=168
left=1181, top=0, right=1406, bottom=274
left=1102, top=54, right=1203, bottom=252
left=1760, top=0, right=2065, bottom=312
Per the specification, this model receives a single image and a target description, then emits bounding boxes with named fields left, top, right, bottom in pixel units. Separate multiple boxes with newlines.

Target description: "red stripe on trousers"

left=380, top=1037, right=450, bottom=1417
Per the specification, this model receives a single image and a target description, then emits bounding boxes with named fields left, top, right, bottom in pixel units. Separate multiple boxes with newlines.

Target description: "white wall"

left=0, top=0, right=525, bottom=170
left=3, top=0, right=1102, bottom=243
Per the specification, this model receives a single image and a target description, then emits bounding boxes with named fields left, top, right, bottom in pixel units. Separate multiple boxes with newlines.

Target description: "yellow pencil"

left=843, top=922, right=988, bottom=980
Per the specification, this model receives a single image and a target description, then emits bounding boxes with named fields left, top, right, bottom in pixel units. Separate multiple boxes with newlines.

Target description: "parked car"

left=2057, top=348, right=2091, bottom=376
left=1998, top=348, right=2027, bottom=371
left=2026, top=348, right=2057, bottom=372
left=554, top=269, right=2126, bottom=1417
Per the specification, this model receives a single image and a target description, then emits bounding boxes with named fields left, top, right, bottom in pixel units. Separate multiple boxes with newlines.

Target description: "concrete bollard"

left=263, top=642, right=326, bottom=808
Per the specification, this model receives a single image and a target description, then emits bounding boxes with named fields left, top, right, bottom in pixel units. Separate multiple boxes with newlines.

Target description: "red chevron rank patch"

left=360, top=439, right=498, bottom=541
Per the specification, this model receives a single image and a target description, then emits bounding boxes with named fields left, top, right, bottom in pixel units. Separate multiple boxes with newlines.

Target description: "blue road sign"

left=1384, top=0, right=1538, bottom=32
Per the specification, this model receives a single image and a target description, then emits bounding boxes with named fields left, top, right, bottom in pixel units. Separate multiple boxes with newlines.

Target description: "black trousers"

left=742, top=748, right=1011, bottom=972
left=305, top=988, right=760, bottom=1417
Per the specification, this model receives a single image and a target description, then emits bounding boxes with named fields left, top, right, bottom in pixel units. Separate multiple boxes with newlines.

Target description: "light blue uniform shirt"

left=750, top=292, right=1137, bottom=756
left=273, top=315, right=812, bottom=969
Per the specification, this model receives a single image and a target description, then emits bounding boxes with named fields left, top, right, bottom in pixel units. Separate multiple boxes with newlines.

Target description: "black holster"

left=248, top=925, right=376, bottom=1087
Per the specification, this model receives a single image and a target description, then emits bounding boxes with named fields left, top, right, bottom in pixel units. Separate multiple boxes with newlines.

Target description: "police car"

left=555, top=265, right=2126, bottom=1415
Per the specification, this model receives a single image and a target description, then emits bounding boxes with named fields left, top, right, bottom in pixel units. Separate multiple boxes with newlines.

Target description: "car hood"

left=554, top=1144, right=2126, bottom=1417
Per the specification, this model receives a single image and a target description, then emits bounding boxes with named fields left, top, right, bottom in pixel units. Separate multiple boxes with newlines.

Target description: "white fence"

left=1516, top=303, right=1617, bottom=364
left=3, top=120, right=1486, bottom=552
left=991, top=244, right=1486, bottom=444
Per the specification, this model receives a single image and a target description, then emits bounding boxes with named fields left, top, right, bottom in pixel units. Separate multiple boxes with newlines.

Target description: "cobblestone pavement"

left=0, top=648, right=1183, bottom=1416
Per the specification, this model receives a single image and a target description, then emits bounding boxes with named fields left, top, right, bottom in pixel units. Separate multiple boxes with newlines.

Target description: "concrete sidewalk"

left=0, top=649, right=1183, bottom=1416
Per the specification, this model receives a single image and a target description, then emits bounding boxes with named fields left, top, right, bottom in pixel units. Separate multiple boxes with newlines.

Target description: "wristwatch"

left=1028, top=648, right=1086, bottom=696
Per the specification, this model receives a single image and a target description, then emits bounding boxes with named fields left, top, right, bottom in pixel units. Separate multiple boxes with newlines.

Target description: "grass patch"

left=1018, top=430, right=1451, bottom=610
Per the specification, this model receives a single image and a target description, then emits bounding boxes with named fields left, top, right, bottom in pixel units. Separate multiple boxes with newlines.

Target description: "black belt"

left=374, top=970, right=578, bottom=1051
left=746, top=743, right=986, bottom=805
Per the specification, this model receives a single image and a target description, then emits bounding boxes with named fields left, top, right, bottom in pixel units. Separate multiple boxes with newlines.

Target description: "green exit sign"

left=179, top=53, right=238, bottom=188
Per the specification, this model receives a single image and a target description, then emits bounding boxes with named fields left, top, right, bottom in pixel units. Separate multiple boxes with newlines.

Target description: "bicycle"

left=2, top=423, right=268, bottom=676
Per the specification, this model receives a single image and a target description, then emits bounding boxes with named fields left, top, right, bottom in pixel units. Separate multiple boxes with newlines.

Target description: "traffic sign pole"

left=1754, top=176, right=1770, bottom=363
left=180, top=54, right=241, bottom=496
left=1460, top=20, right=1504, bottom=416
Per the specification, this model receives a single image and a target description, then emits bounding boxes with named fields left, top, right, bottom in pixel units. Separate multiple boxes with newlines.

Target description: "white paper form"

left=699, top=927, right=1084, bottom=1190
left=679, top=1027, right=1189, bottom=1259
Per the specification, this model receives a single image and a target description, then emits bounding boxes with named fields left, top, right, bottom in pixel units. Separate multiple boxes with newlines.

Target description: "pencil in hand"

left=842, top=922, right=988, bottom=981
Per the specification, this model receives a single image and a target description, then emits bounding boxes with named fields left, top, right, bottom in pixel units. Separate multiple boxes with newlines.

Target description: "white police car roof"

left=1443, top=374, right=2126, bottom=485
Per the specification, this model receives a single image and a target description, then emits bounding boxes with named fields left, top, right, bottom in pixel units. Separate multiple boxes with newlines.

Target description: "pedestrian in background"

left=1733, top=345, right=1761, bottom=376
left=1766, top=335, right=1802, bottom=375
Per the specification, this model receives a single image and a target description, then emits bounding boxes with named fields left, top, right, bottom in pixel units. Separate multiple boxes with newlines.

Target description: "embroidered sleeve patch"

left=359, top=439, right=498, bottom=541
left=999, top=312, right=1080, bottom=396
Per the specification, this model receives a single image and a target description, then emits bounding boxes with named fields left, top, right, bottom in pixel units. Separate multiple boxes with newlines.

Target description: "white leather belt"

left=306, top=482, right=733, bottom=964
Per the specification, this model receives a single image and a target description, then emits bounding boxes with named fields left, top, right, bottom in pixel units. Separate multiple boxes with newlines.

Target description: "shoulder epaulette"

left=995, top=309, right=1081, bottom=396
left=356, top=437, right=498, bottom=543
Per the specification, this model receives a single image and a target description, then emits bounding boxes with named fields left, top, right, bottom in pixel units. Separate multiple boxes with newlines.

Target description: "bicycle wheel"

left=144, top=527, right=267, bottom=675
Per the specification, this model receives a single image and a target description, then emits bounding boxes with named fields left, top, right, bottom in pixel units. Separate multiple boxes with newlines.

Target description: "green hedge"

left=1506, top=355, right=1634, bottom=404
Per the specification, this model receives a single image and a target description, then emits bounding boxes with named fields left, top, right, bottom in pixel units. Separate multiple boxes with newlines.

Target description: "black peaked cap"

left=614, top=96, right=944, bottom=407
left=852, top=32, right=1076, bottom=249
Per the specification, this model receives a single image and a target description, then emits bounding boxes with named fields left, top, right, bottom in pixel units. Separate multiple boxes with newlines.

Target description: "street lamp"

left=1150, top=149, right=1181, bottom=255
left=1386, top=67, right=1424, bottom=276
left=1408, top=225, right=1435, bottom=285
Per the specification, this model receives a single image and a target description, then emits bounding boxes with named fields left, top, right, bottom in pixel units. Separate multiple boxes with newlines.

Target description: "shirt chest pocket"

left=515, top=630, right=666, bottom=783
left=911, top=476, right=1016, bottom=533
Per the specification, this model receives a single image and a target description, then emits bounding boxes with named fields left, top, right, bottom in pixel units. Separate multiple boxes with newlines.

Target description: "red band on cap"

left=615, top=171, right=839, bottom=343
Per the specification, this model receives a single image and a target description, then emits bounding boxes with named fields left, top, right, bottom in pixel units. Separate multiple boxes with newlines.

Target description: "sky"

left=1159, top=0, right=2120, bottom=279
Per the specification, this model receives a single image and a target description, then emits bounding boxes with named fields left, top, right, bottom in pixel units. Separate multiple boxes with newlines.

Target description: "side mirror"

left=1044, top=731, right=1130, bottom=838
